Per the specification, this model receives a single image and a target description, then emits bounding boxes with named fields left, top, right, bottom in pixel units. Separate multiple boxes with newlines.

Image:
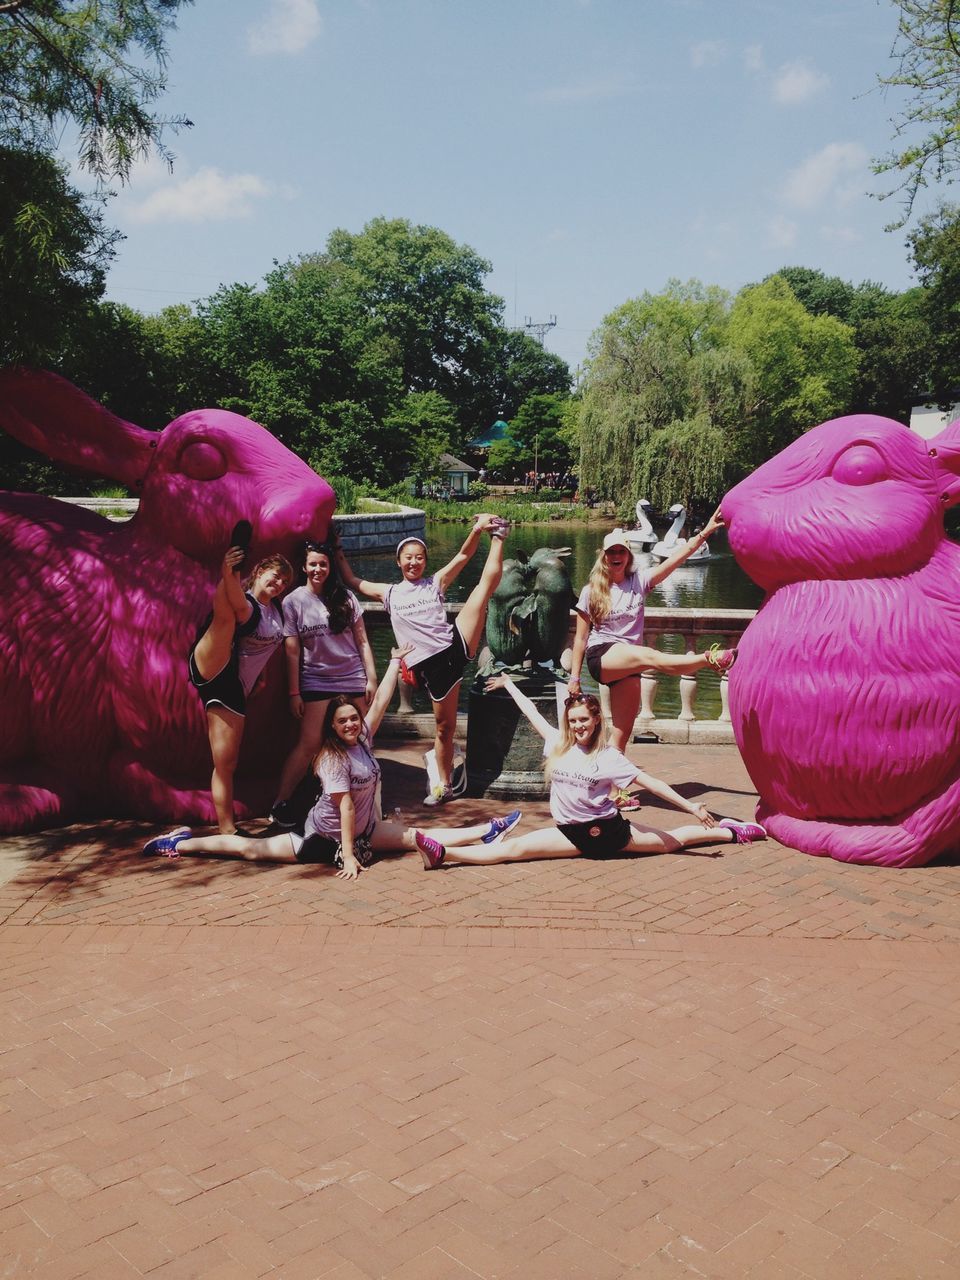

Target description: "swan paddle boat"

left=650, top=503, right=712, bottom=562
left=623, top=498, right=656, bottom=550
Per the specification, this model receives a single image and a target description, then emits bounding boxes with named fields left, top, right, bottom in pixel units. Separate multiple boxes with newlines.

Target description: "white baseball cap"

left=602, top=528, right=630, bottom=552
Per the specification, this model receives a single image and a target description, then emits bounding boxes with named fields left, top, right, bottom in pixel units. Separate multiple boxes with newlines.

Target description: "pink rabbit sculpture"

left=0, top=368, right=335, bottom=834
left=722, top=412, right=960, bottom=867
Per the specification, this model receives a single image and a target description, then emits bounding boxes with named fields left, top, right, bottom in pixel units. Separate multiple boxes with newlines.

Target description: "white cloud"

left=246, top=0, right=322, bottom=56
left=820, top=224, right=861, bottom=246
left=766, top=215, right=798, bottom=250
left=743, top=44, right=765, bottom=74
left=772, top=60, right=829, bottom=105
left=780, top=142, right=868, bottom=211
left=125, top=167, right=280, bottom=223
left=690, top=40, right=727, bottom=69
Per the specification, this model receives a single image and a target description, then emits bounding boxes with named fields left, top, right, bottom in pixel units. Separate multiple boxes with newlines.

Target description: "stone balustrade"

left=363, top=603, right=757, bottom=745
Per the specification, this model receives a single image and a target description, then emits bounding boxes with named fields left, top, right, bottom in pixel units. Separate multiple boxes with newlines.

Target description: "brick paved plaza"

left=2, top=742, right=960, bottom=1278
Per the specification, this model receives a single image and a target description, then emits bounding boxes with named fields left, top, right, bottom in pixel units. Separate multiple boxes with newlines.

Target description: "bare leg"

left=369, top=816, right=497, bottom=854
left=193, top=573, right=245, bottom=680
left=443, top=827, right=584, bottom=865
left=274, top=699, right=329, bottom=803
left=455, top=536, right=506, bottom=656
left=600, top=642, right=719, bottom=681
left=622, top=823, right=734, bottom=855
left=206, top=707, right=244, bottom=834
left=431, top=685, right=460, bottom=788
left=175, top=831, right=298, bottom=862
left=607, top=677, right=642, bottom=754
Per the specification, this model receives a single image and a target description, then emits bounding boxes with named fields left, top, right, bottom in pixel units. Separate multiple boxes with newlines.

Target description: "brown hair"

left=544, top=692, right=606, bottom=781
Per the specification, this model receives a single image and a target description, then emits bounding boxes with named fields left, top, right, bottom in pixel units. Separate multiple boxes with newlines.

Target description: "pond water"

left=347, top=519, right=764, bottom=719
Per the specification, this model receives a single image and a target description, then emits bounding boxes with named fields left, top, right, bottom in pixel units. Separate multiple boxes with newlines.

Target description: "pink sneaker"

left=415, top=830, right=446, bottom=869
left=718, top=818, right=767, bottom=845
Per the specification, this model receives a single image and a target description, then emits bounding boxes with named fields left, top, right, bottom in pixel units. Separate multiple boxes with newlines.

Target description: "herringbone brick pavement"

left=2, top=744, right=960, bottom=1277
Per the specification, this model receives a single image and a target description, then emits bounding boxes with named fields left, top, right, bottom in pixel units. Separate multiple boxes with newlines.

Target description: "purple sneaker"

left=481, top=809, right=522, bottom=844
left=705, top=644, right=738, bottom=674
left=415, top=831, right=446, bottom=870
left=143, top=827, right=192, bottom=858
left=718, top=818, right=767, bottom=845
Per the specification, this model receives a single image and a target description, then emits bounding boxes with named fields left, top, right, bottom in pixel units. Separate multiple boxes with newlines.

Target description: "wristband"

left=289, top=692, right=300, bottom=697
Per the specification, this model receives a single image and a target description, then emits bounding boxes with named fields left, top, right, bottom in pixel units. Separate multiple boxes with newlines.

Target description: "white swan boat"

left=650, top=503, right=712, bottom=562
left=623, top=498, right=656, bottom=550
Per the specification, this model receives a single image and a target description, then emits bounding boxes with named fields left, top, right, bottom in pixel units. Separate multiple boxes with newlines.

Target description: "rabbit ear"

left=0, top=368, right=156, bottom=488
left=927, top=418, right=960, bottom=508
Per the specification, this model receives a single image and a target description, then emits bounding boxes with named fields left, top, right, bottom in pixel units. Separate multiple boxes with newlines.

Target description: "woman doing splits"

left=147, top=649, right=523, bottom=878
left=337, top=516, right=510, bottom=806
left=411, top=674, right=766, bottom=870
left=188, top=540, right=293, bottom=834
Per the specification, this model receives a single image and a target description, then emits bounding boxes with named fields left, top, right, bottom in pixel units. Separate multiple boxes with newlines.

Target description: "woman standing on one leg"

left=188, top=543, right=294, bottom=834
left=568, top=509, right=734, bottom=765
left=412, top=674, right=765, bottom=870
left=146, top=648, right=522, bottom=875
left=337, top=516, right=510, bottom=806
left=270, top=541, right=376, bottom=828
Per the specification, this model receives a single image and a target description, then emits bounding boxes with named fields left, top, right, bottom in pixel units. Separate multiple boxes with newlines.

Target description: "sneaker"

left=490, top=517, right=511, bottom=540
left=270, top=799, right=298, bottom=830
left=229, top=519, right=253, bottom=572
left=718, top=818, right=767, bottom=845
left=423, top=784, right=454, bottom=807
left=614, top=789, right=641, bottom=812
left=705, top=643, right=738, bottom=675
left=481, top=809, right=522, bottom=844
left=143, top=827, right=191, bottom=858
left=415, top=830, right=446, bottom=870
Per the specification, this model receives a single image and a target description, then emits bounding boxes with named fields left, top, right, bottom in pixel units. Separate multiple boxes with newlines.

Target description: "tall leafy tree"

left=0, top=0, right=193, bottom=182
left=907, top=200, right=960, bottom=401
left=872, top=1, right=960, bottom=225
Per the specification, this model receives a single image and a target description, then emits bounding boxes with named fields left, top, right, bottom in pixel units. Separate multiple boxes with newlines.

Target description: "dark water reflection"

left=349, top=520, right=763, bottom=719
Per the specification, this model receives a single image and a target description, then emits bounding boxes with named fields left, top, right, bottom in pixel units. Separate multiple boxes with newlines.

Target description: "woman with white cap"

left=568, top=507, right=735, bottom=761
left=337, top=515, right=510, bottom=805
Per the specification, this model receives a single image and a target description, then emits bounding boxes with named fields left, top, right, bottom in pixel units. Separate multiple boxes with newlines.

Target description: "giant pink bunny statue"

left=0, top=368, right=335, bottom=834
left=723, top=413, right=960, bottom=868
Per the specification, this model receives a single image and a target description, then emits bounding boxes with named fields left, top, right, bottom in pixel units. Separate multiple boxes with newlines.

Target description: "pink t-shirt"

left=305, top=720, right=380, bottom=842
left=282, top=586, right=365, bottom=693
left=383, top=575, right=453, bottom=666
left=543, top=729, right=638, bottom=825
left=576, top=569, right=654, bottom=650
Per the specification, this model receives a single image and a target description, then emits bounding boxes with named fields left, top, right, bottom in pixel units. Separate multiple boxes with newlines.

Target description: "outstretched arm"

left=365, top=645, right=414, bottom=737
left=334, top=541, right=388, bottom=603
left=435, top=514, right=498, bottom=591
left=566, top=612, right=591, bottom=697
left=648, top=507, right=724, bottom=588
left=632, top=766, right=715, bottom=826
left=484, top=672, right=556, bottom=742
left=217, top=547, right=253, bottom=625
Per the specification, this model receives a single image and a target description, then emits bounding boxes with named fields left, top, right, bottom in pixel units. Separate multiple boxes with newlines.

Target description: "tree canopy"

left=873, top=0, right=960, bottom=225
left=0, top=0, right=193, bottom=182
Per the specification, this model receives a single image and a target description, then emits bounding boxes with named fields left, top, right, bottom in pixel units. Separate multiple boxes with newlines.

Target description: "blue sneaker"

left=481, top=810, right=522, bottom=844
left=142, top=827, right=192, bottom=858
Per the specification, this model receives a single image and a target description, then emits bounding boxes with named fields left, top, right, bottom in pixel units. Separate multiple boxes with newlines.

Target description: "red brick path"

left=2, top=744, right=959, bottom=1277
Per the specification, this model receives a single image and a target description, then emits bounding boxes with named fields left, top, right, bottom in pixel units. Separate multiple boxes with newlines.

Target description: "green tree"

left=481, top=329, right=571, bottom=423
left=487, top=392, right=572, bottom=479
left=728, top=276, right=859, bottom=457
left=0, top=144, right=118, bottom=365
left=0, top=0, right=193, bottom=183
left=907, top=200, right=960, bottom=401
left=577, top=280, right=750, bottom=507
left=769, top=266, right=930, bottom=419
left=382, top=390, right=457, bottom=482
left=872, top=1, right=960, bottom=225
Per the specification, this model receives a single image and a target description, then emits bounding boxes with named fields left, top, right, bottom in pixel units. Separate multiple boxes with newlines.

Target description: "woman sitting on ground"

left=411, top=674, right=765, bottom=871
left=145, top=647, right=522, bottom=878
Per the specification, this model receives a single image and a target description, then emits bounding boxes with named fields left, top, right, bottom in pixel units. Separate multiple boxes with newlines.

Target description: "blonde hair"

left=584, top=545, right=636, bottom=627
left=544, top=693, right=606, bottom=781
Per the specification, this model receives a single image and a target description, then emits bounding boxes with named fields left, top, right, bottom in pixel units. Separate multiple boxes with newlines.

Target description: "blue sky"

left=97, top=0, right=939, bottom=375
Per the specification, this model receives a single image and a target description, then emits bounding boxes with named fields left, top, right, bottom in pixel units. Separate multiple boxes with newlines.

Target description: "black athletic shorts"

left=411, top=628, right=470, bottom=702
left=557, top=813, right=633, bottom=857
left=586, top=641, right=642, bottom=686
left=188, top=650, right=246, bottom=717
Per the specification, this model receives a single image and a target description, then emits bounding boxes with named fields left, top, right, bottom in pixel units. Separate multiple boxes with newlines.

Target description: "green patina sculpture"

left=480, top=547, right=574, bottom=676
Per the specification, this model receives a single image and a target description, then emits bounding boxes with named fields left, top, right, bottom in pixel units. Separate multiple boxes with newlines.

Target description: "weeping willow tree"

left=578, top=280, right=755, bottom=509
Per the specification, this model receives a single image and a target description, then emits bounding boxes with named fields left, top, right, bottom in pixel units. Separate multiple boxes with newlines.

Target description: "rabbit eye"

left=831, top=443, right=888, bottom=487
left=178, top=441, right=227, bottom=481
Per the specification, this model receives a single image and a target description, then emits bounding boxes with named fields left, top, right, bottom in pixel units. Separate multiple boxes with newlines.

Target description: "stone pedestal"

left=465, top=676, right=560, bottom=800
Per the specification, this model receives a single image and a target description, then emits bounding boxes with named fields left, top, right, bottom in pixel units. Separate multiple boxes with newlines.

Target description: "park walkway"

left=2, top=742, right=960, bottom=1278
